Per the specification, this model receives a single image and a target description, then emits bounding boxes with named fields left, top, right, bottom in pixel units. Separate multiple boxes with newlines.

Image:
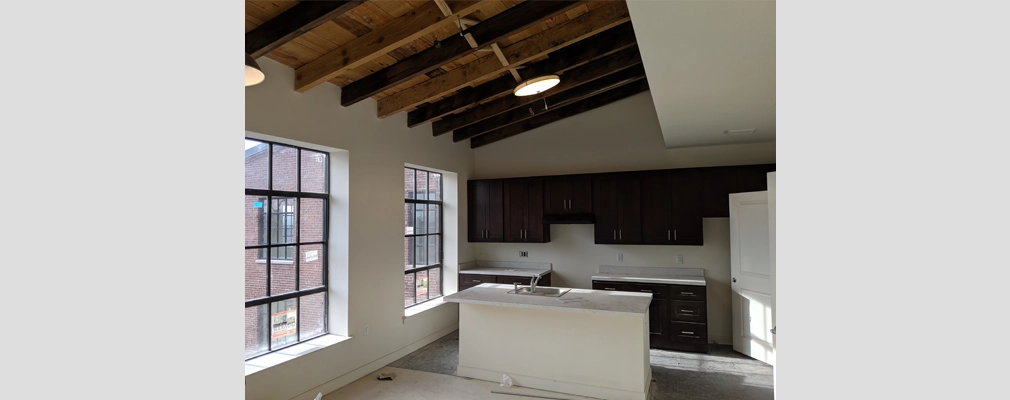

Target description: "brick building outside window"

left=404, top=167, right=443, bottom=308
left=245, top=139, right=329, bottom=360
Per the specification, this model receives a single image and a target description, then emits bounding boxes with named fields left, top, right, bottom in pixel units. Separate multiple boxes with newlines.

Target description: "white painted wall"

left=244, top=58, right=475, bottom=400
left=472, top=91, right=775, bottom=344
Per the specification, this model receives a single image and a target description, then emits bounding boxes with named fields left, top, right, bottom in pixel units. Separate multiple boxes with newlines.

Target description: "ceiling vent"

left=724, top=129, right=756, bottom=136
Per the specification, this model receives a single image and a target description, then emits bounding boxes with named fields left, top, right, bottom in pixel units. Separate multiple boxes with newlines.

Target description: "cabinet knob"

left=771, top=326, right=776, bottom=335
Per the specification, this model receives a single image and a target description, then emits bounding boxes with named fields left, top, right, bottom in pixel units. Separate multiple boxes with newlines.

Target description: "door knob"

left=732, top=277, right=737, bottom=283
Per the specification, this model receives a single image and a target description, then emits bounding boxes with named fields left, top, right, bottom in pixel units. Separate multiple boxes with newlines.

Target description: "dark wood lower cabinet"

left=593, top=280, right=708, bottom=353
left=459, top=272, right=551, bottom=291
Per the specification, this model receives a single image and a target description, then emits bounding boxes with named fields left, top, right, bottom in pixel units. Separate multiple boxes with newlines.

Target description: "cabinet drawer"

left=670, top=321, right=707, bottom=344
left=626, top=283, right=668, bottom=299
left=497, top=275, right=533, bottom=285
left=592, top=281, right=628, bottom=292
left=670, top=285, right=706, bottom=300
left=672, top=300, right=707, bottom=322
left=459, top=283, right=481, bottom=291
left=460, top=274, right=497, bottom=285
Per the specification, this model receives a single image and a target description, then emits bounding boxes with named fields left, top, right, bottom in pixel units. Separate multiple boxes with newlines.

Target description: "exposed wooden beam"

left=470, top=79, right=650, bottom=148
left=433, top=45, right=643, bottom=136
left=294, top=1, right=486, bottom=93
left=376, top=1, right=628, bottom=118
left=340, top=0, right=584, bottom=107
left=490, top=43, right=509, bottom=67
left=509, top=69, right=522, bottom=82
left=246, top=0, right=364, bottom=59
left=454, top=64, right=646, bottom=142
left=406, top=22, right=638, bottom=128
left=433, top=0, right=453, bottom=16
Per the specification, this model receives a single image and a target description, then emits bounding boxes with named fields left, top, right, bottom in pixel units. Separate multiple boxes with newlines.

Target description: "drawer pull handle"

left=472, top=280, right=481, bottom=283
left=681, top=331, right=694, bottom=335
left=640, top=290, right=652, bottom=292
left=605, top=287, right=616, bottom=290
left=680, top=310, right=693, bottom=313
left=680, top=292, right=694, bottom=295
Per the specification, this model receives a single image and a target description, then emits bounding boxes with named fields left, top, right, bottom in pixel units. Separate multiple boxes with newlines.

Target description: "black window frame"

left=245, top=138, right=330, bottom=361
left=404, top=167, right=444, bottom=308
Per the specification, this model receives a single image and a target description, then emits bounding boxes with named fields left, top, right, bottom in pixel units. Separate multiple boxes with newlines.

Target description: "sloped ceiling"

left=627, top=0, right=775, bottom=148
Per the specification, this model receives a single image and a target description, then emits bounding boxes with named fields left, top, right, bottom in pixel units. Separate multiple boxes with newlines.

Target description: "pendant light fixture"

left=513, top=74, right=560, bottom=96
left=245, top=54, right=265, bottom=87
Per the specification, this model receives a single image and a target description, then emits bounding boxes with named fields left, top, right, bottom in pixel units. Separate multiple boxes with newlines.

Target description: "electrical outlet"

left=364, top=324, right=369, bottom=335
left=479, top=248, right=484, bottom=257
left=676, top=255, right=684, bottom=264
left=617, top=253, right=623, bottom=262
left=520, top=251, right=529, bottom=257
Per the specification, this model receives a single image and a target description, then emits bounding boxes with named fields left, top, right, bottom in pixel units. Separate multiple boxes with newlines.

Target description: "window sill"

left=403, top=297, right=450, bottom=320
left=245, top=334, right=351, bottom=376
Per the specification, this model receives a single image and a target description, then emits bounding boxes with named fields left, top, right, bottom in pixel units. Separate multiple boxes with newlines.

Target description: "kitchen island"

left=443, top=283, right=653, bottom=400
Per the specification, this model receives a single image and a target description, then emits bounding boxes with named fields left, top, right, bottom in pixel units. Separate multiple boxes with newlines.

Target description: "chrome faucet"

left=529, top=275, right=540, bottom=293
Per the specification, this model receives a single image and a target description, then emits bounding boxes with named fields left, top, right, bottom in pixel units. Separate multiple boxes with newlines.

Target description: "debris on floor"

left=377, top=372, right=397, bottom=381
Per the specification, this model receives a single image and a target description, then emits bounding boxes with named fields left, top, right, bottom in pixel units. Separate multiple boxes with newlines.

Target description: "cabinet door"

left=640, top=170, right=673, bottom=244
left=736, top=164, right=776, bottom=193
left=503, top=179, right=527, bottom=242
left=526, top=178, right=546, bottom=242
left=672, top=169, right=704, bottom=245
left=592, top=173, right=620, bottom=244
left=702, top=167, right=737, bottom=218
left=486, top=180, right=504, bottom=241
left=649, top=299, right=668, bottom=339
left=568, top=174, right=593, bottom=213
left=543, top=175, right=571, bottom=214
left=544, top=175, right=592, bottom=214
left=467, top=180, right=485, bottom=242
left=594, top=173, right=641, bottom=244
left=616, top=172, right=642, bottom=243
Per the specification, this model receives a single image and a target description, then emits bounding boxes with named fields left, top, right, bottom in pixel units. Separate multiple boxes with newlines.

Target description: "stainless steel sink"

left=507, top=286, right=571, bottom=297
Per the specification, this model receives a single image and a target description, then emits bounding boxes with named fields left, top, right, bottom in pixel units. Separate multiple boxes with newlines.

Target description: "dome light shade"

left=513, top=74, right=560, bottom=96
left=245, top=54, right=265, bottom=86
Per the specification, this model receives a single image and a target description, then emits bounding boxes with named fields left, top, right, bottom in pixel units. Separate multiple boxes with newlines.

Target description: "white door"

left=730, top=191, right=775, bottom=365
left=767, top=172, right=776, bottom=369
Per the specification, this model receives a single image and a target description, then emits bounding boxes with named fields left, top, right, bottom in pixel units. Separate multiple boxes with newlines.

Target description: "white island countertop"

left=444, top=283, right=652, bottom=316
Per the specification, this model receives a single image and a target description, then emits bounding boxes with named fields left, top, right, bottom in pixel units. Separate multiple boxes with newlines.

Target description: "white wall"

left=472, top=91, right=776, bottom=344
left=245, top=58, right=475, bottom=400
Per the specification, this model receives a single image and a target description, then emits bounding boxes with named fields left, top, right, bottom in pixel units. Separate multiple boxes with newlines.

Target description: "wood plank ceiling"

left=245, top=0, right=647, bottom=148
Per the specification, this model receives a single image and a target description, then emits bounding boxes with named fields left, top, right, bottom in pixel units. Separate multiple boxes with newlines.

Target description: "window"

left=245, top=139, right=329, bottom=360
left=404, top=167, right=443, bottom=308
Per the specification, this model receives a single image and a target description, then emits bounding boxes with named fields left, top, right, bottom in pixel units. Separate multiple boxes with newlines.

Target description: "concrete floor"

left=372, top=330, right=774, bottom=400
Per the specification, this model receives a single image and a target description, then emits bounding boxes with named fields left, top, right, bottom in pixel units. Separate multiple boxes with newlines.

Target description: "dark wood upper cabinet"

left=702, top=164, right=775, bottom=217
left=593, top=172, right=641, bottom=244
left=640, top=170, right=673, bottom=244
left=467, top=179, right=503, bottom=242
left=641, top=169, right=704, bottom=245
left=544, top=174, right=592, bottom=214
left=671, top=169, right=704, bottom=245
left=503, top=177, right=549, bottom=243
left=736, top=164, right=777, bottom=193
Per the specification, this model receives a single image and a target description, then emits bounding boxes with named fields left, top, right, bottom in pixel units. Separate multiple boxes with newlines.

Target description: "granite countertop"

left=591, top=265, right=707, bottom=286
left=458, top=267, right=550, bottom=278
left=444, top=283, right=652, bottom=316
left=590, top=273, right=706, bottom=286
